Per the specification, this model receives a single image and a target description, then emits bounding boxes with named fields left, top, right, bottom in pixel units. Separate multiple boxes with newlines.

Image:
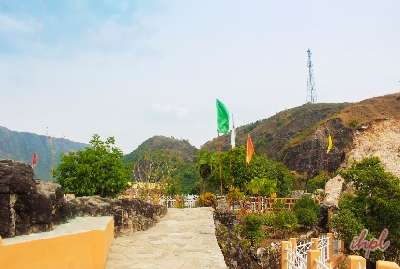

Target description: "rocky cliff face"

left=0, top=160, right=67, bottom=238
left=282, top=118, right=353, bottom=177
left=346, top=119, right=400, bottom=177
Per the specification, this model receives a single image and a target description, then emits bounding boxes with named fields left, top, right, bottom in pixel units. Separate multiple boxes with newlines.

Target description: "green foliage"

left=197, top=192, right=217, bottom=207
left=332, top=157, right=400, bottom=262
left=241, top=213, right=265, bottom=245
left=246, top=177, right=277, bottom=196
left=293, top=195, right=320, bottom=227
left=226, top=186, right=244, bottom=205
left=54, top=134, right=129, bottom=197
left=273, top=210, right=298, bottom=232
left=307, top=171, right=330, bottom=193
left=197, top=147, right=293, bottom=196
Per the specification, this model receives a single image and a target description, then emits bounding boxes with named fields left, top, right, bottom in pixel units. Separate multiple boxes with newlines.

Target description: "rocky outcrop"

left=346, top=119, right=400, bottom=177
left=66, top=196, right=167, bottom=235
left=283, top=118, right=353, bottom=177
left=323, top=175, right=344, bottom=208
left=0, top=160, right=67, bottom=238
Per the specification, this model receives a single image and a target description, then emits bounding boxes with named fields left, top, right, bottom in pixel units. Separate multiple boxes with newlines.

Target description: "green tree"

left=54, top=134, right=130, bottom=197
left=197, top=147, right=293, bottom=196
left=332, top=157, right=400, bottom=262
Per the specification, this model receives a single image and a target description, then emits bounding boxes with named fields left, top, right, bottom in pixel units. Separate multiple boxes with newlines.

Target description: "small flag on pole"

left=246, top=134, right=254, bottom=164
left=326, top=134, right=333, bottom=153
left=31, top=153, right=39, bottom=168
left=216, top=99, right=230, bottom=135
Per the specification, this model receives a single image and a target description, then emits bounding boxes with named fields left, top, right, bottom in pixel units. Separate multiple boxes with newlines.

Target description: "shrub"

left=307, top=171, right=330, bottom=193
left=226, top=186, right=244, bottom=205
left=293, top=195, right=320, bottom=227
left=197, top=192, right=217, bottom=207
left=241, top=213, right=265, bottom=245
left=54, top=135, right=129, bottom=197
left=260, top=213, right=275, bottom=227
left=273, top=210, right=298, bottom=232
left=295, top=208, right=318, bottom=228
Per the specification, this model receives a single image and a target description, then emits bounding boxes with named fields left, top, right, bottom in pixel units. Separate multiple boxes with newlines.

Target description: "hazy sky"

left=0, top=0, right=399, bottom=153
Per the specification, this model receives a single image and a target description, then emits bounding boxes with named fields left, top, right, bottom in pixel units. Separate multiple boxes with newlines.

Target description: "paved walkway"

left=106, top=207, right=227, bottom=269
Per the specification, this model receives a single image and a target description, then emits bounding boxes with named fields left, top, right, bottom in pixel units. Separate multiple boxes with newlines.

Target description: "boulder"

left=323, top=175, right=344, bottom=207
left=0, top=160, right=66, bottom=238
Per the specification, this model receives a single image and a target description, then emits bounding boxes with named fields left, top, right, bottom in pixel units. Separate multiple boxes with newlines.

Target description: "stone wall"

left=65, top=196, right=167, bottom=235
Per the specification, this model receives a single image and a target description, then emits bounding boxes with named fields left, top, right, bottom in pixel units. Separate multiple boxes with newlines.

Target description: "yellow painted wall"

left=0, top=218, right=114, bottom=269
left=377, top=261, right=400, bottom=269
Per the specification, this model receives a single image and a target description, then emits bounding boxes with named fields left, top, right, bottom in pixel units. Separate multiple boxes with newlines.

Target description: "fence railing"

left=283, top=234, right=339, bottom=269
left=158, top=195, right=199, bottom=208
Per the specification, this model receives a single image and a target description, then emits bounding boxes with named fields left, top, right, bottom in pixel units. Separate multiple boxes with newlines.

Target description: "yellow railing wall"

left=0, top=218, right=114, bottom=269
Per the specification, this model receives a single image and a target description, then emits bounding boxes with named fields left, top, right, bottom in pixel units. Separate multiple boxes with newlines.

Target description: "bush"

left=273, top=210, right=298, bottom=232
left=241, top=213, right=265, bottom=245
left=307, top=171, right=330, bottom=193
left=226, top=186, right=244, bottom=205
left=293, top=195, right=320, bottom=227
left=54, top=135, right=129, bottom=197
left=295, top=208, right=318, bottom=228
left=197, top=192, right=217, bottom=207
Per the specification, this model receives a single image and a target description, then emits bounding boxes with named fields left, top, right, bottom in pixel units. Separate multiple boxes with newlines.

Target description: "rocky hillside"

left=124, top=135, right=198, bottom=163
left=0, top=126, right=87, bottom=180
left=203, top=92, right=400, bottom=177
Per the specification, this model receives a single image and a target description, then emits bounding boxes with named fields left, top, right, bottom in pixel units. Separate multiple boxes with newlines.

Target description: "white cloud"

left=151, top=103, right=189, bottom=119
left=0, top=14, right=42, bottom=34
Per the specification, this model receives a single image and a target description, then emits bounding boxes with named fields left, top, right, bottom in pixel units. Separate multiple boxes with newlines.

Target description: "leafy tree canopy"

left=54, top=134, right=130, bottom=197
left=332, top=157, right=400, bottom=262
left=197, top=147, right=293, bottom=196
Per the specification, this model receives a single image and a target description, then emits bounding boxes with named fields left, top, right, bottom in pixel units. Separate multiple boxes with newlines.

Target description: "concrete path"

left=106, top=207, right=227, bottom=269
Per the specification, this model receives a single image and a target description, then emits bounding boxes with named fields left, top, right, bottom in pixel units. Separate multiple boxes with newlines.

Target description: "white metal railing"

left=288, top=247, right=307, bottom=269
left=318, top=235, right=329, bottom=264
left=159, top=195, right=199, bottom=208
left=315, top=259, right=330, bottom=269
left=287, top=236, right=331, bottom=269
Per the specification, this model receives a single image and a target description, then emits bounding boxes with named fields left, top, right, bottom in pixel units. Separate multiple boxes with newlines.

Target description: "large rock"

left=323, top=175, right=344, bottom=207
left=0, top=160, right=66, bottom=238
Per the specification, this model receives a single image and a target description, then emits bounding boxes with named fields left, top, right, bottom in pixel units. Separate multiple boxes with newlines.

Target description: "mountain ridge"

left=0, top=126, right=87, bottom=180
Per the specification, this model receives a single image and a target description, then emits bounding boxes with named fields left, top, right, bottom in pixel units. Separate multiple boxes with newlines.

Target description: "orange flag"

left=246, top=134, right=254, bottom=164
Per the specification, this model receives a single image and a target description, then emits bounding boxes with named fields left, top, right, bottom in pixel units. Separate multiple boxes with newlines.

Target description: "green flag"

left=216, top=99, right=230, bottom=134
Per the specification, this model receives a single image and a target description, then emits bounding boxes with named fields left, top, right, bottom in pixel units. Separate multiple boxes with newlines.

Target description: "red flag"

left=32, top=153, right=39, bottom=168
left=246, top=134, right=254, bottom=164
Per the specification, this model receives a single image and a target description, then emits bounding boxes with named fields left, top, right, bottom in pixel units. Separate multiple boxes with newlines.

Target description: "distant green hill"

left=124, top=135, right=198, bottom=163
left=0, top=126, right=87, bottom=180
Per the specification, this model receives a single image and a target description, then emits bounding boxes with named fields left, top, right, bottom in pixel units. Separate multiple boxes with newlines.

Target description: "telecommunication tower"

left=306, top=48, right=317, bottom=103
